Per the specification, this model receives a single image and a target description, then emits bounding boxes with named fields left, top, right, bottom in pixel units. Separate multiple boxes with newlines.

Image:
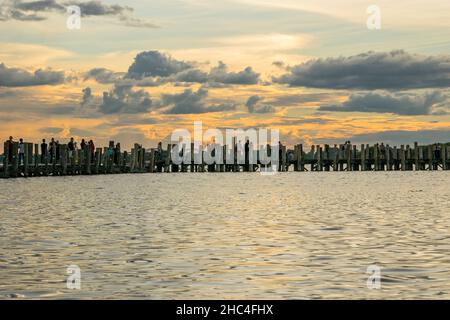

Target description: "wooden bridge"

left=1, top=140, right=450, bottom=178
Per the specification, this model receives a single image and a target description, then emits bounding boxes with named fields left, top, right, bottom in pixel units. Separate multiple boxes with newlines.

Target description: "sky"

left=1, top=0, right=450, bottom=150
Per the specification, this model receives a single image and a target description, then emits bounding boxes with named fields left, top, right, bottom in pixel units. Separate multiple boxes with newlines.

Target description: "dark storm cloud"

left=245, top=95, right=275, bottom=114
left=126, top=51, right=193, bottom=79
left=0, top=63, right=64, bottom=87
left=274, top=50, right=450, bottom=90
left=319, top=91, right=448, bottom=116
left=0, top=0, right=157, bottom=28
left=207, top=61, right=259, bottom=85
left=101, top=51, right=261, bottom=86
left=84, top=68, right=124, bottom=84
left=160, top=87, right=236, bottom=114
left=100, top=84, right=152, bottom=114
left=15, top=0, right=63, bottom=11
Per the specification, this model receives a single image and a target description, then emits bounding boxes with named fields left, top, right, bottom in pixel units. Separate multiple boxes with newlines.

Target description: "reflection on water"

left=1, top=172, right=450, bottom=299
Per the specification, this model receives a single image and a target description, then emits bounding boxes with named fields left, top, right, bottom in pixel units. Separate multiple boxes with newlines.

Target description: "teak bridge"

left=1, top=140, right=450, bottom=178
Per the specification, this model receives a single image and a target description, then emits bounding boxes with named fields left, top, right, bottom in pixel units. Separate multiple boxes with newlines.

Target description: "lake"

left=1, top=172, right=449, bottom=299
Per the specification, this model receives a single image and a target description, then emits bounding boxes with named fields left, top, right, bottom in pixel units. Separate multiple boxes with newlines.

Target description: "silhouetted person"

left=434, top=144, right=442, bottom=160
left=278, top=141, right=283, bottom=171
left=244, top=140, right=250, bottom=171
left=18, top=138, right=25, bottom=165
left=41, top=139, right=47, bottom=163
left=380, top=143, right=386, bottom=159
left=89, top=140, right=95, bottom=162
left=156, top=142, right=163, bottom=172
left=80, top=139, right=86, bottom=151
left=68, top=137, right=75, bottom=160
left=49, top=138, right=56, bottom=163
left=114, top=143, right=120, bottom=164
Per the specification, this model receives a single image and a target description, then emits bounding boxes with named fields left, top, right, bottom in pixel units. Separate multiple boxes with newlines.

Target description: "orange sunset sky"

left=1, top=0, right=450, bottom=150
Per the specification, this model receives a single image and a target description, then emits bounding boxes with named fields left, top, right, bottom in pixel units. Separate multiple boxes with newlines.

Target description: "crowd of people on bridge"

left=4, top=136, right=98, bottom=165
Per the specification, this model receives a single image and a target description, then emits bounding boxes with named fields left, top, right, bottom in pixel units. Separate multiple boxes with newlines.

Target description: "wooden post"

left=427, top=145, right=433, bottom=170
left=94, top=148, right=101, bottom=174
left=361, top=144, right=366, bottom=171
left=281, top=145, right=287, bottom=172
left=414, top=142, right=419, bottom=171
left=392, top=146, right=398, bottom=170
left=400, top=145, right=406, bottom=171
left=61, top=144, right=67, bottom=175
left=34, top=144, right=39, bottom=176
left=141, top=148, right=146, bottom=171
left=149, top=149, right=156, bottom=173
left=334, top=145, right=340, bottom=171
left=23, top=143, right=29, bottom=177
left=346, top=144, right=351, bottom=171
left=293, top=145, right=299, bottom=171
left=298, top=144, right=304, bottom=171
left=405, top=145, right=412, bottom=170
left=165, top=144, right=171, bottom=173
left=419, top=146, right=424, bottom=170
left=317, top=146, right=323, bottom=171
left=3, top=142, right=9, bottom=178
left=51, top=143, right=56, bottom=174
left=352, top=145, right=358, bottom=171
left=220, top=145, right=226, bottom=172
left=12, top=142, right=19, bottom=178
left=373, top=144, right=379, bottom=171
left=122, top=151, right=128, bottom=173
left=386, top=145, right=391, bottom=171
left=442, top=144, right=448, bottom=170
left=324, top=145, right=330, bottom=171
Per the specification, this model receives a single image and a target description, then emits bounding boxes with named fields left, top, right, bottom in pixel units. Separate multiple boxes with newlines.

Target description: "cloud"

left=100, top=84, right=152, bottom=114
left=0, top=62, right=64, bottom=87
left=169, top=68, right=208, bottom=83
left=84, top=68, right=124, bottom=84
left=160, top=87, right=236, bottom=114
left=274, top=50, right=450, bottom=90
left=0, top=0, right=158, bottom=28
left=207, top=61, right=259, bottom=85
left=88, top=51, right=260, bottom=86
left=268, top=93, right=335, bottom=106
left=81, top=87, right=93, bottom=106
left=245, top=95, right=275, bottom=113
left=138, top=60, right=260, bottom=85
left=127, top=51, right=193, bottom=79
left=319, top=91, right=448, bottom=116
left=39, top=126, right=64, bottom=134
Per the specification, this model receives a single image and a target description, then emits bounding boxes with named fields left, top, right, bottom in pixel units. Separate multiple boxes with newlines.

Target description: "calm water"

left=1, top=172, right=450, bottom=299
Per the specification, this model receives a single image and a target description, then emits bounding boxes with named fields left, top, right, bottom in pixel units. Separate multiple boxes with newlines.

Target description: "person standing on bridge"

left=18, top=138, right=25, bottom=165
left=278, top=141, right=283, bottom=172
left=80, top=139, right=86, bottom=151
left=68, top=137, right=75, bottom=161
left=89, top=140, right=95, bottom=163
left=41, top=139, right=47, bottom=163
left=49, top=138, right=56, bottom=163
